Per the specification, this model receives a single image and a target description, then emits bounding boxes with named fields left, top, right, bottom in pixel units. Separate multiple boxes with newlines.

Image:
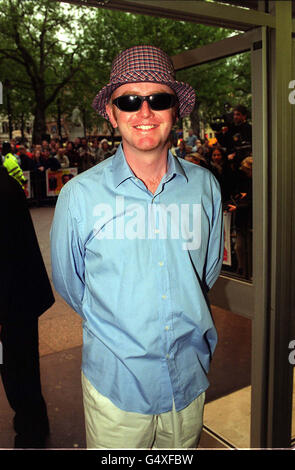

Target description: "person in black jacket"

left=215, top=105, right=252, bottom=169
left=0, top=164, right=55, bottom=448
left=227, top=156, right=253, bottom=278
left=208, top=146, right=236, bottom=206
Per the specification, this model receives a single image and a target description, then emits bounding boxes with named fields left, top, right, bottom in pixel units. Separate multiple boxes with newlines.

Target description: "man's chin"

left=123, top=140, right=169, bottom=155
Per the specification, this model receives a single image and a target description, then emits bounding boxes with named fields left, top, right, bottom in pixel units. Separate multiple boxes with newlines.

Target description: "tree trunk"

left=20, top=113, right=25, bottom=141
left=57, top=98, right=62, bottom=141
left=190, top=102, right=200, bottom=138
left=7, top=91, right=13, bottom=140
left=32, top=103, right=47, bottom=144
left=82, top=108, right=87, bottom=138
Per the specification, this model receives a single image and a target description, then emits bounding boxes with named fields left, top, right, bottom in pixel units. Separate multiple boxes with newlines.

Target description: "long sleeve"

left=50, top=184, right=86, bottom=319
left=204, top=174, right=224, bottom=291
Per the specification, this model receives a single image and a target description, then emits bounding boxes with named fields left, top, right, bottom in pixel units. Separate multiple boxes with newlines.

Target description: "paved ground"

left=0, top=206, right=251, bottom=450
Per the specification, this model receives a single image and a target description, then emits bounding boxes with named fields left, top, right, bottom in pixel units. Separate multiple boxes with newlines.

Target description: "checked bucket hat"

left=92, top=45, right=196, bottom=120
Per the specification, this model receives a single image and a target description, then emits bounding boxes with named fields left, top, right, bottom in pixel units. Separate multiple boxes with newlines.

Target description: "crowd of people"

left=170, top=105, right=253, bottom=278
left=0, top=136, right=118, bottom=203
left=0, top=136, right=117, bottom=173
left=0, top=103, right=252, bottom=278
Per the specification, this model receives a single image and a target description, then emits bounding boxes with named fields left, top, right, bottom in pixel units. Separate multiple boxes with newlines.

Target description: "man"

left=99, top=138, right=116, bottom=160
left=216, top=104, right=252, bottom=166
left=186, top=128, right=198, bottom=148
left=51, top=45, right=224, bottom=449
left=18, top=145, right=36, bottom=171
left=231, top=105, right=252, bottom=142
left=42, top=140, right=50, bottom=152
left=54, top=147, right=70, bottom=168
left=0, top=162, right=55, bottom=448
left=78, top=137, right=93, bottom=172
left=1, top=141, right=26, bottom=188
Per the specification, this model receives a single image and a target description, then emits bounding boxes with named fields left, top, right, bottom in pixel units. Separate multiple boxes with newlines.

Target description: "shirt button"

left=162, top=295, right=167, bottom=300
left=165, top=326, right=170, bottom=331
left=158, top=261, right=164, bottom=267
left=154, top=229, right=160, bottom=234
left=166, top=354, right=170, bottom=359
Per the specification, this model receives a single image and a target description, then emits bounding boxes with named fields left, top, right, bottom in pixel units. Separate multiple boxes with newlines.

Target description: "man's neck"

left=123, top=145, right=169, bottom=194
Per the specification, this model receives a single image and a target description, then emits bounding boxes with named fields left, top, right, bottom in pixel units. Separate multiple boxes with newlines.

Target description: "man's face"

left=212, top=149, right=222, bottom=164
left=106, top=82, right=177, bottom=156
left=233, top=110, right=246, bottom=125
left=102, top=142, right=108, bottom=150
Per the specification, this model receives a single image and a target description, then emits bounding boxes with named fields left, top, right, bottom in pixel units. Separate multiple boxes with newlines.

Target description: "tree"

left=0, top=59, right=33, bottom=140
left=0, top=3, right=251, bottom=144
left=0, top=0, right=91, bottom=143
left=177, top=51, right=251, bottom=136
left=86, top=10, right=251, bottom=136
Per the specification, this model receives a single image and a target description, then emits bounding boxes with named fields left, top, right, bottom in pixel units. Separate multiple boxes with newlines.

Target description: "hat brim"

left=92, top=72, right=196, bottom=120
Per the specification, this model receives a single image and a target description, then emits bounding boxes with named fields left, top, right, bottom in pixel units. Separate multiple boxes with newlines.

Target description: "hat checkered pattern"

left=92, top=45, right=196, bottom=120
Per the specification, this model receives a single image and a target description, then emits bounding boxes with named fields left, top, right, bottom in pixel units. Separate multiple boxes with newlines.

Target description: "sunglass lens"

left=113, top=93, right=176, bottom=112
left=149, top=93, right=175, bottom=110
left=116, top=96, right=141, bottom=112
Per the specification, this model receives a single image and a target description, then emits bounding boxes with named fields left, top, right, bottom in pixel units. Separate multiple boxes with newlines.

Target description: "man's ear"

left=173, top=102, right=180, bottom=125
left=106, top=103, right=118, bottom=128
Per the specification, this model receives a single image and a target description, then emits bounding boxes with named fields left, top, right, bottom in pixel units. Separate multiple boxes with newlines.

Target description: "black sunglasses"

left=112, top=93, right=177, bottom=112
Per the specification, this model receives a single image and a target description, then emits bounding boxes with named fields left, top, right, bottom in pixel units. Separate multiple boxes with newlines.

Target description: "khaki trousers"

left=81, top=372, right=205, bottom=449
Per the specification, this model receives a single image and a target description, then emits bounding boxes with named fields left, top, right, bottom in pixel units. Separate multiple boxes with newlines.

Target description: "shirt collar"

left=112, top=144, right=188, bottom=188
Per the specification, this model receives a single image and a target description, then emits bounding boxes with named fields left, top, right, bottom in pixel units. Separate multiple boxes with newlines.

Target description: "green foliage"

left=0, top=0, right=91, bottom=141
left=177, top=52, right=251, bottom=128
left=0, top=1, right=252, bottom=141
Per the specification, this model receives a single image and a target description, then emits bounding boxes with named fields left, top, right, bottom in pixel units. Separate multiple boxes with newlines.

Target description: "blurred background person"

left=99, top=138, right=116, bottom=160
left=65, top=141, right=80, bottom=170
left=0, top=159, right=55, bottom=448
left=1, top=142, right=26, bottom=189
left=185, top=128, right=198, bottom=148
left=227, top=156, right=253, bottom=278
left=54, top=147, right=70, bottom=168
left=208, top=146, right=236, bottom=204
left=175, top=139, right=188, bottom=159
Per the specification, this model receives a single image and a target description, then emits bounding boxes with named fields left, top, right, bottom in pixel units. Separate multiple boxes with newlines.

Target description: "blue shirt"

left=50, top=144, right=224, bottom=415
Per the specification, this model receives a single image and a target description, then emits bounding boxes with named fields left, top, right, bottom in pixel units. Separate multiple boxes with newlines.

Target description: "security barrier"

left=24, top=167, right=78, bottom=200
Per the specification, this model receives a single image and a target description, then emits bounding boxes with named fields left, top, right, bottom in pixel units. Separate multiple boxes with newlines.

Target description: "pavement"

left=0, top=206, right=252, bottom=450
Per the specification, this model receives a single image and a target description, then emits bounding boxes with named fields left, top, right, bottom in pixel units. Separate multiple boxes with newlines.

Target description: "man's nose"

left=137, top=100, right=153, bottom=117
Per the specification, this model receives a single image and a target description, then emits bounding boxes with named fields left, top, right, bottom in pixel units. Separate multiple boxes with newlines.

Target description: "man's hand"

left=227, top=153, right=236, bottom=161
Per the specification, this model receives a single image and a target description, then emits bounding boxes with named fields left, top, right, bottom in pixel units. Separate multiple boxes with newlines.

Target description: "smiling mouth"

left=133, top=125, right=157, bottom=130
